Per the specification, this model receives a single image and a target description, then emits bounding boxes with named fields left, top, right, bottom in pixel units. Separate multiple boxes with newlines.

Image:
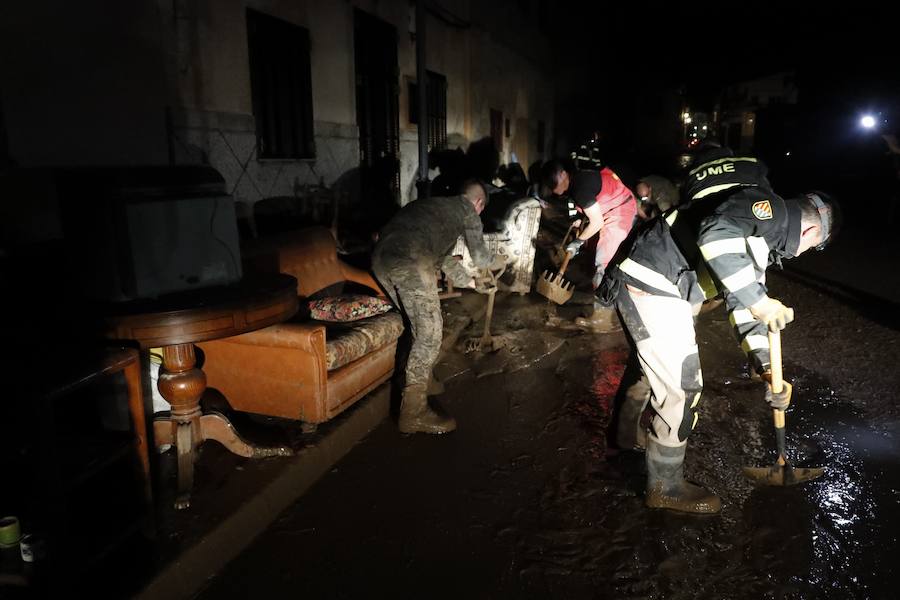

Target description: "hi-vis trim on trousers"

left=617, top=287, right=703, bottom=447
left=619, top=258, right=681, bottom=297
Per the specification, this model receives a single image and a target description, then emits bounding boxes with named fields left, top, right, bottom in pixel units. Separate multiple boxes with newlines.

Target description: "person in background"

left=635, top=174, right=680, bottom=221
left=540, top=158, right=637, bottom=332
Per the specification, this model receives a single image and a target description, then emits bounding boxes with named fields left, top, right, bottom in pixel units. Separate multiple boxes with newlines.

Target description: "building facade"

left=1, top=0, right=555, bottom=230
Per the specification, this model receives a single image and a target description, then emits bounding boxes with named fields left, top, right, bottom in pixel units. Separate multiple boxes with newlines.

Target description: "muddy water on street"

left=198, top=292, right=898, bottom=599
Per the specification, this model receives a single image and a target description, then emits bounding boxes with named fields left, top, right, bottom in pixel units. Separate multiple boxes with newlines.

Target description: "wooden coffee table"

left=102, top=273, right=298, bottom=509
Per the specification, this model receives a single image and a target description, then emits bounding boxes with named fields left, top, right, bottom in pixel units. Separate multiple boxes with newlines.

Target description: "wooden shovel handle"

left=768, top=330, right=783, bottom=393
left=558, top=252, right=572, bottom=277
left=769, top=330, right=786, bottom=430
left=556, top=222, right=582, bottom=278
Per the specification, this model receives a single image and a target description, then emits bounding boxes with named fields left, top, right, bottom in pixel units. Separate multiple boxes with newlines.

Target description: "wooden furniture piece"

left=197, top=227, right=404, bottom=426
left=8, top=347, right=152, bottom=583
left=40, top=348, right=151, bottom=503
left=102, top=273, right=298, bottom=509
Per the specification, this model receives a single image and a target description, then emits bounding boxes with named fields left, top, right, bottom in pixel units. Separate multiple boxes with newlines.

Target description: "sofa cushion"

left=309, top=294, right=393, bottom=322
left=324, top=312, right=404, bottom=370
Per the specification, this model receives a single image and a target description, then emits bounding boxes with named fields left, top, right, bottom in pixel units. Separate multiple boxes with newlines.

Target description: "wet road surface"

left=197, top=273, right=899, bottom=599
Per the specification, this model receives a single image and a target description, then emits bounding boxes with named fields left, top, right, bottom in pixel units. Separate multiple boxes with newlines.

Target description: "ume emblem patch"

left=752, top=200, right=773, bottom=220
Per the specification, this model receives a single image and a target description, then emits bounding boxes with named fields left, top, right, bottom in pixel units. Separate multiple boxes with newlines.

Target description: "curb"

left=136, top=386, right=390, bottom=600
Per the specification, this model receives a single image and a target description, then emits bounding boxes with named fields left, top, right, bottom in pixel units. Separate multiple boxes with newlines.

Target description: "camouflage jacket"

left=374, top=195, right=491, bottom=270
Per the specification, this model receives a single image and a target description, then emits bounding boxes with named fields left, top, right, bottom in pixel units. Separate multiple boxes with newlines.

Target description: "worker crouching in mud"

left=598, top=147, right=841, bottom=513
left=372, top=180, right=505, bottom=435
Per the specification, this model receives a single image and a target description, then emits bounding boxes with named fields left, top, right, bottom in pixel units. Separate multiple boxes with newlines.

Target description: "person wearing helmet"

left=540, top=158, right=638, bottom=332
left=600, top=146, right=841, bottom=514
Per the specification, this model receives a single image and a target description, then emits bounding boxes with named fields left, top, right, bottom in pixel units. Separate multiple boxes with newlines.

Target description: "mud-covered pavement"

left=197, top=270, right=900, bottom=600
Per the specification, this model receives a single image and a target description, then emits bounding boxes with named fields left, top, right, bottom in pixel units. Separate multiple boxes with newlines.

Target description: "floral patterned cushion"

left=308, top=294, right=393, bottom=322
left=324, top=312, right=404, bottom=370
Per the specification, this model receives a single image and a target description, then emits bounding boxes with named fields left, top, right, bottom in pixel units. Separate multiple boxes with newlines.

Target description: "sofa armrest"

left=219, top=321, right=327, bottom=355
left=339, top=262, right=385, bottom=297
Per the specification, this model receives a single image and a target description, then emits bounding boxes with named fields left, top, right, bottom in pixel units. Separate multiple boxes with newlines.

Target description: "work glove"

left=473, top=273, right=497, bottom=294
left=749, top=295, right=794, bottom=332
left=565, top=238, right=585, bottom=257
left=761, top=372, right=793, bottom=410
left=487, top=254, right=507, bottom=272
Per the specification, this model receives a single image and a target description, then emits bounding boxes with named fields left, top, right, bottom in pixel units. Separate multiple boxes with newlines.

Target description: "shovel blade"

left=742, top=464, right=826, bottom=486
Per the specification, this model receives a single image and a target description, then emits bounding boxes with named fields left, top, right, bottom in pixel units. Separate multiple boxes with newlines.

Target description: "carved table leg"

left=200, top=412, right=292, bottom=458
left=157, top=344, right=205, bottom=510
left=155, top=344, right=293, bottom=509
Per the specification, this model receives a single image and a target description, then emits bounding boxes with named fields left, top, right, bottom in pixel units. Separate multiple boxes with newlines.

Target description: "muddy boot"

left=615, top=379, right=651, bottom=450
left=645, top=438, right=721, bottom=514
left=574, top=305, right=622, bottom=333
left=398, top=385, right=456, bottom=434
left=427, top=371, right=445, bottom=395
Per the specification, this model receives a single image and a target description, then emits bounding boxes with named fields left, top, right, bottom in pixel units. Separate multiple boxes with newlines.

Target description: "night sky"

left=549, top=1, right=899, bottom=196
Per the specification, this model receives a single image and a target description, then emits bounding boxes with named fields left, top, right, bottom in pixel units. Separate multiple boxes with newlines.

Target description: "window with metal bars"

left=246, top=9, right=315, bottom=159
left=408, top=71, right=448, bottom=151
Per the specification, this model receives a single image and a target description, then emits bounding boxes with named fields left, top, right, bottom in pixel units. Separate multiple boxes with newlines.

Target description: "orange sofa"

left=198, top=227, right=403, bottom=424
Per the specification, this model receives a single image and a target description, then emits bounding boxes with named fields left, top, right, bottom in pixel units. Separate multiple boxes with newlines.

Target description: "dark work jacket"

left=608, top=153, right=802, bottom=373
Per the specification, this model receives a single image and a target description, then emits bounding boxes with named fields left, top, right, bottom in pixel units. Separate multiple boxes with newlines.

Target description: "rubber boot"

left=574, top=305, right=622, bottom=332
left=398, top=385, right=457, bottom=434
left=645, top=438, right=721, bottom=514
left=614, top=378, right=651, bottom=450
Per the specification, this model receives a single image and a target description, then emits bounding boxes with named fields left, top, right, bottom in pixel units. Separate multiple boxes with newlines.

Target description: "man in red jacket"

left=541, top=159, right=637, bottom=331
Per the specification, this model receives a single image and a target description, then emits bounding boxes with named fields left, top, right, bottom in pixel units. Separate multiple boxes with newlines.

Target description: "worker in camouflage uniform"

left=373, top=180, right=501, bottom=434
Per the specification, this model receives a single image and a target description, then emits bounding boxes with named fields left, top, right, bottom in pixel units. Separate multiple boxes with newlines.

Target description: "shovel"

left=535, top=223, right=578, bottom=305
left=466, top=267, right=505, bottom=353
left=742, top=330, right=826, bottom=486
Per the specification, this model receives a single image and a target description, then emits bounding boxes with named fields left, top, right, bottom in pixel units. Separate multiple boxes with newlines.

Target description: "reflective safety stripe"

left=741, top=334, right=768, bottom=353
left=747, top=236, right=770, bottom=270
left=700, top=237, right=746, bottom=261
left=695, top=262, right=718, bottom=299
left=665, top=210, right=678, bottom=226
left=729, top=308, right=755, bottom=326
left=620, top=258, right=681, bottom=296
left=688, top=156, right=759, bottom=177
left=721, top=264, right=757, bottom=293
left=691, top=412, right=699, bottom=429
left=690, top=391, right=701, bottom=409
left=691, top=182, right=743, bottom=200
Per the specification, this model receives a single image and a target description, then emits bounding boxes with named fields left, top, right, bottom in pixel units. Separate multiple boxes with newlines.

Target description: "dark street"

left=2, top=2, right=899, bottom=599
left=197, top=257, right=900, bottom=599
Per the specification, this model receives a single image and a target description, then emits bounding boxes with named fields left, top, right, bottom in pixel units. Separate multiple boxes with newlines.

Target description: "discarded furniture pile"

left=443, top=194, right=542, bottom=294
left=199, top=227, right=404, bottom=426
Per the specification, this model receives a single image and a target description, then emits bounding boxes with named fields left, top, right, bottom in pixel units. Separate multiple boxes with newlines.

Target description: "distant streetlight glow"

left=684, top=117, right=692, bottom=124
left=683, top=112, right=690, bottom=120
left=861, top=115, right=876, bottom=129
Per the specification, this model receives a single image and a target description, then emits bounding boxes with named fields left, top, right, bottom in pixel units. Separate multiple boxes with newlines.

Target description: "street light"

left=860, top=114, right=876, bottom=129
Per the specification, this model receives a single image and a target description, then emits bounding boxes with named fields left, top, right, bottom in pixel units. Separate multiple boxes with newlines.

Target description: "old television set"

left=53, top=166, right=243, bottom=301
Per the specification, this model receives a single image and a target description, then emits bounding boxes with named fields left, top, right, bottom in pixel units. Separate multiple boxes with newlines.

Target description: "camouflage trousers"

left=372, top=257, right=442, bottom=390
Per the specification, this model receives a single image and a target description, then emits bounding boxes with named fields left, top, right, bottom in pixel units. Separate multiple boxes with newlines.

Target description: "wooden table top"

left=100, top=273, right=298, bottom=348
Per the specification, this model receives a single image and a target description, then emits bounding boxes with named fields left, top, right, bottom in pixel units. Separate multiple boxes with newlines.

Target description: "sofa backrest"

left=243, top=227, right=347, bottom=297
